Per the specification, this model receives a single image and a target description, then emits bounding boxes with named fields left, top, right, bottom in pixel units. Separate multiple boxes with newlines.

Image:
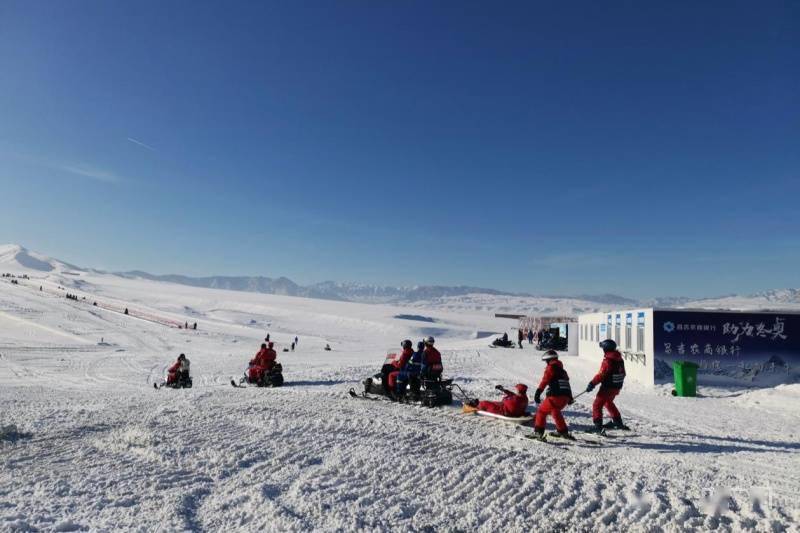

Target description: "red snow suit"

left=478, top=390, right=528, bottom=417
left=388, top=348, right=413, bottom=390
left=249, top=347, right=277, bottom=382
left=534, top=359, right=572, bottom=432
left=590, top=350, right=625, bottom=421
left=166, top=361, right=181, bottom=384
left=422, top=346, right=443, bottom=377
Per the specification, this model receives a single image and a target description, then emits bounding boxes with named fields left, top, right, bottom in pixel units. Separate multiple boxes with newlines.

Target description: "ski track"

left=1, top=279, right=799, bottom=531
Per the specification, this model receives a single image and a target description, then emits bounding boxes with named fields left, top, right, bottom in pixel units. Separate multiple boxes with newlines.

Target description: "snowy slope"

left=1, top=259, right=799, bottom=531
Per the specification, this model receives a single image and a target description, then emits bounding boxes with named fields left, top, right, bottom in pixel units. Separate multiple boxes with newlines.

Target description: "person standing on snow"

left=421, top=336, right=443, bottom=379
left=532, top=350, right=574, bottom=440
left=517, top=328, right=524, bottom=349
left=465, top=383, right=528, bottom=417
left=586, top=339, right=629, bottom=431
left=527, top=329, right=534, bottom=344
left=294, top=336, right=298, bottom=346
left=166, top=353, right=190, bottom=386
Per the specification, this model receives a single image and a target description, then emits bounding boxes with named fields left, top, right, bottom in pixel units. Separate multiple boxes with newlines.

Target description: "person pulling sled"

left=586, top=339, right=629, bottom=432
left=155, top=353, right=192, bottom=389
left=531, top=350, right=574, bottom=441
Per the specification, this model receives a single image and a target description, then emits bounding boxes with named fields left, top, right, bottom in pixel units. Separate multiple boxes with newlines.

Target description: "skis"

left=521, top=431, right=603, bottom=446
left=348, top=388, right=383, bottom=401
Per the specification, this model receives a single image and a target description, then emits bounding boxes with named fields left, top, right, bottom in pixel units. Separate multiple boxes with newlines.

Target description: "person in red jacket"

left=166, top=353, right=190, bottom=385
left=467, top=383, right=529, bottom=417
left=586, top=339, right=629, bottom=432
left=248, top=343, right=276, bottom=383
left=532, top=350, right=574, bottom=440
left=421, top=336, right=443, bottom=379
left=386, top=340, right=414, bottom=399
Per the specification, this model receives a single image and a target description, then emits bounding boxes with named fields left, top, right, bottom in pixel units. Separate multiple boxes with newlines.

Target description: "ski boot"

left=549, top=430, right=576, bottom=441
left=604, top=417, right=631, bottom=431
left=529, top=428, right=547, bottom=442
left=585, top=419, right=608, bottom=436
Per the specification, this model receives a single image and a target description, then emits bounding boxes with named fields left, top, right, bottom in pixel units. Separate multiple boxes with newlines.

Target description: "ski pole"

left=571, top=391, right=587, bottom=402
left=452, top=383, right=475, bottom=404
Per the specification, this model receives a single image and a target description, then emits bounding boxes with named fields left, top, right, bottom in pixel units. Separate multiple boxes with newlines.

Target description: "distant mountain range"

left=2, top=243, right=799, bottom=311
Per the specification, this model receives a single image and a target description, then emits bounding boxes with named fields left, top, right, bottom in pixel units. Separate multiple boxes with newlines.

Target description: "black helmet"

left=401, top=339, right=413, bottom=350
left=178, top=353, right=186, bottom=360
left=599, top=339, right=617, bottom=352
left=417, top=341, right=425, bottom=351
left=261, top=343, right=267, bottom=349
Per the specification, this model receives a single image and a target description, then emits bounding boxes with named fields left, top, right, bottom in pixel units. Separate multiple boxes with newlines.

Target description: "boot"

left=530, top=428, right=546, bottom=441
left=549, top=430, right=576, bottom=441
left=586, top=419, right=606, bottom=434
left=609, top=417, right=630, bottom=430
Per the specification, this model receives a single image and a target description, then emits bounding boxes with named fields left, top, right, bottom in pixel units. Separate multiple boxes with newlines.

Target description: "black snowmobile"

left=155, top=371, right=192, bottom=389
left=232, top=363, right=284, bottom=388
left=490, top=334, right=515, bottom=348
left=352, top=352, right=453, bottom=407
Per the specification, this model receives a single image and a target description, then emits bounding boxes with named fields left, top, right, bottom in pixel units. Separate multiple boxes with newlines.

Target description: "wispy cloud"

left=58, top=164, right=124, bottom=184
left=127, top=137, right=155, bottom=151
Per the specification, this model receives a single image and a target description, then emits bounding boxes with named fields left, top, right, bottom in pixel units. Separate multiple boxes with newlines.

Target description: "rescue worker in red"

left=386, top=340, right=414, bottom=399
left=586, top=339, right=629, bottom=431
left=421, top=336, right=443, bottom=379
left=248, top=342, right=277, bottom=384
left=467, top=383, right=529, bottom=417
left=166, top=353, right=190, bottom=385
left=532, top=350, right=574, bottom=441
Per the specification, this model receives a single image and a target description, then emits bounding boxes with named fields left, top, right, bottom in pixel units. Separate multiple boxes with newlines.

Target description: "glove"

left=586, top=382, right=595, bottom=392
left=534, top=388, right=543, bottom=404
left=568, top=397, right=575, bottom=405
left=494, top=384, right=504, bottom=391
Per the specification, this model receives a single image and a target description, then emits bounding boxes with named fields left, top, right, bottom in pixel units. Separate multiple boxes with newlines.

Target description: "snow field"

left=1, top=273, right=799, bottom=531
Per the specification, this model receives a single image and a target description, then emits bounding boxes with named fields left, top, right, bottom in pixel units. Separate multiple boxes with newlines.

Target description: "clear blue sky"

left=0, top=1, right=797, bottom=298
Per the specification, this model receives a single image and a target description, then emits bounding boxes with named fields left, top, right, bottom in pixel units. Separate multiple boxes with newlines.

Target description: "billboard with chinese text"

left=653, top=310, right=800, bottom=387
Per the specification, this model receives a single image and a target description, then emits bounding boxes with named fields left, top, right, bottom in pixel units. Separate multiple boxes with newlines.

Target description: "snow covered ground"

left=1, top=252, right=799, bottom=531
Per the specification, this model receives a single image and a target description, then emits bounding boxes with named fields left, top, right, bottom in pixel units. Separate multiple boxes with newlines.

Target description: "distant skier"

left=294, top=336, right=298, bottom=346
left=518, top=329, right=524, bottom=348
left=324, top=343, right=332, bottom=351
left=291, top=342, right=295, bottom=351
left=124, top=308, right=129, bottom=315
left=586, top=339, right=629, bottom=431
left=164, top=353, right=191, bottom=387
left=421, top=336, right=443, bottom=379
left=527, top=329, right=534, bottom=344
left=266, top=333, right=270, bottom=342
left=466, top=383, right=528, bottom=417
left=532, top=350, right=574, bottom=440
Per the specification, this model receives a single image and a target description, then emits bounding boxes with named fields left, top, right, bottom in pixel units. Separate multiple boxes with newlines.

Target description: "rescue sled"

left=233, top=363, right=284, bottom=388
left=462, top=406, right=533, bottom=424
left=360, top=351, right=453, bottom=407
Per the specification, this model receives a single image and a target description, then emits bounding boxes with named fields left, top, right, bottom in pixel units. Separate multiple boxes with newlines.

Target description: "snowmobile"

left=490, top=337, right=515, bottom=348
left=154, top=370, right=192, bottom=389
left=232, top=363, right=284, bottom=388
left=354, top=351, right=453, bottom=407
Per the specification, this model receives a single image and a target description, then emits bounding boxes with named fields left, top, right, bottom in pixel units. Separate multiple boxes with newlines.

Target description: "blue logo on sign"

left=663, top=322, right=675, bottom=333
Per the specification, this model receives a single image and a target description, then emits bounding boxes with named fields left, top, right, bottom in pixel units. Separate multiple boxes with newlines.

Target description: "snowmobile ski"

left=231, top=379, right=245, bottom=388
left=522, top=432, right=602, bottom=446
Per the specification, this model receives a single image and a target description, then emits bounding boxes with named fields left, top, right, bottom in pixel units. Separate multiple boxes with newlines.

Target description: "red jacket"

left=423, top=346, right=442, bottom=366
left=537, top=359, right=572, bottom=398
left=590, top=350, right=626, bottom=389
left=502, top=391, right=529, bottom=417
left=168, top=361, right=181, bottom=374
left=251, top=348, right=276, bottom=369
left=392, top=348, right=413, bottom=370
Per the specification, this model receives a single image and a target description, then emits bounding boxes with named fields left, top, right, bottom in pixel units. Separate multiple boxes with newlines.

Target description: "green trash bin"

left=672, top=360, right=699, bottom=397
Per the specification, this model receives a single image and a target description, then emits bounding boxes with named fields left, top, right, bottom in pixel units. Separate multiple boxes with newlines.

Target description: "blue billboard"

left=653, top=310, right=800, bottom=386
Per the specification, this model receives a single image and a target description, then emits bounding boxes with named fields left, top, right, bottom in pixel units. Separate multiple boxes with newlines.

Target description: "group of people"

left=381, top=336, right=443, bottom=400
left=467, top=339, right=629, bottom=439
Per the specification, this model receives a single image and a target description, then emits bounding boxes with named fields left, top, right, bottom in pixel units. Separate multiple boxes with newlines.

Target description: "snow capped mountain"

left=2, top=244, right=799, bottom=312
left=0, top=244, right=83, bottom=274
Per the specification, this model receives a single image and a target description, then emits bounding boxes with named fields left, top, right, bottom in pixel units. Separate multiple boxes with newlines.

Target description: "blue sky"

left=0, top=1, right=797, bottom=298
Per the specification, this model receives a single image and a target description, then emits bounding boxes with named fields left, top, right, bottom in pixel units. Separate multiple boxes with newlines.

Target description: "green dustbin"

left=672, top=361, right=699, bottom=397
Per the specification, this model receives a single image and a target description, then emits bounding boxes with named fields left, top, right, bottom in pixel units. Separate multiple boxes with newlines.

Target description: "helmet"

left=424, top=336, right=435, bottom=345
left=541, top=350, right=558, bottom=361
left=261, top=343, right=267, bottom=349
left=401, top=339, right=413, bottom=350
left=515, top=383, right=528, bottom=394
left=268, top=342, right=274, bottom=348
left=417, top=341, right=425, bottom=351
left=599, top=339, right=617, bottom=352
left=178, top=353, right=186, bottom=361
